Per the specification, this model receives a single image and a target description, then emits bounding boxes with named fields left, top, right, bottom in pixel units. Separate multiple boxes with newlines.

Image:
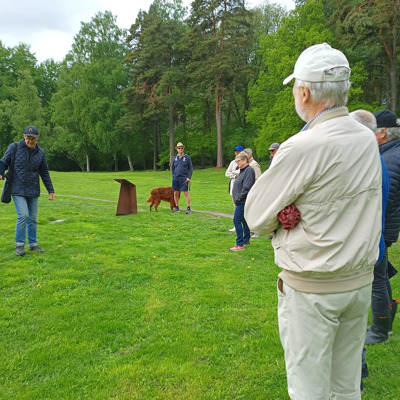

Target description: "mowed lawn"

left=1, top=169, right=399, bottom=400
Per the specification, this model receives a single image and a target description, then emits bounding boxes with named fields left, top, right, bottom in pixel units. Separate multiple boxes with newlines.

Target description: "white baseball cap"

left=283, top=43, right=350, bottom=85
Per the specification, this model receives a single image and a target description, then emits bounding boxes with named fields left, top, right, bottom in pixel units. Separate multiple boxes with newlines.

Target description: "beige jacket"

left=245, top=107, right=382, bottom=293
left=249, top=158, right=262, bottom=180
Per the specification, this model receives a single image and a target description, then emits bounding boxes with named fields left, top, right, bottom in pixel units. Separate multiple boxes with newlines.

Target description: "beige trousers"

left=277, top=279, right=371, bottom=400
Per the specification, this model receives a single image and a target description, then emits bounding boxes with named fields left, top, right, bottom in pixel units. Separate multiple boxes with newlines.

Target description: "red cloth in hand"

left=278, top=204, right=301, bottom=230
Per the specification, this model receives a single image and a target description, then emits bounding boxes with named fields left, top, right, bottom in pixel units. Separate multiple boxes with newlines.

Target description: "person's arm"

left=171, top=157, right=175, bottom=177
left=0, top=160, right=5, bottom=179
left=225, top=160, right=238, bottom=179
left=186, top=155, right=193, bottom=180
left=39, top=153, right=55, bottom=196
left=0, top=144, right=14, bottom=178
left=245, top=138, right=312, bottom=235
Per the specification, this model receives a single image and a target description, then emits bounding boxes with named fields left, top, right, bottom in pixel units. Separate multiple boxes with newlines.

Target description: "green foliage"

left=248, top=0, right=332, bottom=154
left=50, top=11, right=129, bottom=171
left=326, top=0, right=400, bottom=112
left=11, top=69, right=48, bottom=141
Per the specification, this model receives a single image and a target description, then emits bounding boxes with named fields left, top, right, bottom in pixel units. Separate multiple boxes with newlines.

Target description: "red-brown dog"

left=147, top=186, right=177, bottom=211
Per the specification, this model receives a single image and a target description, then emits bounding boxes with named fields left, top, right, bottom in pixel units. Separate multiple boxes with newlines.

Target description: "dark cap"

left=24, top=125, right=39, bottom=137
left=374, top=110, right=399, bottom=128
left=234, top=145, right=244, bottom=151
left=268, top=142, right=280, bottom=151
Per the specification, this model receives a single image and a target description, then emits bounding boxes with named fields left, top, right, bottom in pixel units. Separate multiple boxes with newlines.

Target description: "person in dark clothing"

left=365, top=109, right=400, bottom=344
left=171, top=142, right=193, bottom=214
left=0, top=126, right=54, bottom=256
left=230, top=151, right=255, bottom=251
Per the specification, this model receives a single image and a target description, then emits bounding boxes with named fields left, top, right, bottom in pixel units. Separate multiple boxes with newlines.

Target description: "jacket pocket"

left=277, top=278, right=286, bottom=296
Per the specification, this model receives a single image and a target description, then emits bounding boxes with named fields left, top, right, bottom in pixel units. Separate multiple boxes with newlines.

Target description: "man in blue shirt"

left=171, top=142, right=193, bottom=214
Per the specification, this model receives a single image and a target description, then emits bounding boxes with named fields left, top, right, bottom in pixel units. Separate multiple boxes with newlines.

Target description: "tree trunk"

left=86, top=153, right=90, bottom=172
left=153, top=123, right=157, bottom=171
left=216, top=89, right=223, bottom=168
left=127, top=156, right=134, bottom=171
left=114, top=154, right=118, bottom=172
left=169, top=93, right=175, bottom=168
left=389, top=20, right=397, bottom=111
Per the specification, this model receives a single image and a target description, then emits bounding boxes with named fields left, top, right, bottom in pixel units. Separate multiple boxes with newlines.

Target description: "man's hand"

left=48, top=193, right=55, bottom=201
left=185, top=178, right=190, bottom=183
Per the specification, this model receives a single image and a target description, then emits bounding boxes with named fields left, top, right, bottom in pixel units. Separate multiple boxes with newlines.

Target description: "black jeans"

left=371, top=248, right=391, bottom=314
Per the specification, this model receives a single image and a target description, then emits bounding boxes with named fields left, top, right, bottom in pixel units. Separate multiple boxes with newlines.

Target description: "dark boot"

left=389, top=298, right=398, bottom=335
left=365, top=312, right=390, bottom=345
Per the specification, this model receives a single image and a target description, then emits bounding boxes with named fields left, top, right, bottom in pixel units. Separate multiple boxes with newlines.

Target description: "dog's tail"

left=146, top=196, right=152, bottom=203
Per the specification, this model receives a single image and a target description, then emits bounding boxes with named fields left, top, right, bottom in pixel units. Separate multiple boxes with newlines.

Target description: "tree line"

left=0, top=0, right=398, bottom=172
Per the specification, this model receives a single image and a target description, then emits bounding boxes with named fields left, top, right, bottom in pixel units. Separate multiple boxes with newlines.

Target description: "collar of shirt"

left=301, top=105, right=345, bottom=132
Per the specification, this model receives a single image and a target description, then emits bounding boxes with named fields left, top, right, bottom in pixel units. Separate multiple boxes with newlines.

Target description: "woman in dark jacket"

left=0, top=126, right=54, bottom=256
left=230, top=151, right=255, bottom=251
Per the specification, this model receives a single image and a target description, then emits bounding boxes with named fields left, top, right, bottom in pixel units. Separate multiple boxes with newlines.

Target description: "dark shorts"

left=172, top=178, right=188, bottom=191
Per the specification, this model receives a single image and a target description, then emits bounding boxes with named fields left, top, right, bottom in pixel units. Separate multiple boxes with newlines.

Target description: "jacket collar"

left=379, top=137, right=400, bottom=154
left=305, top=106, right=349, bottom=131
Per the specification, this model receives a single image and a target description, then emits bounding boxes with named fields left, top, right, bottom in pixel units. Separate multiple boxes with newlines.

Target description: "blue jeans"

left=233, top=204, right=250, bottom=246
left=13, top=196, right=39, bottom=246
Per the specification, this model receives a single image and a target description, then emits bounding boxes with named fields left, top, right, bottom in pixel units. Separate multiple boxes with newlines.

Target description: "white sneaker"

left=251, top=233, right=260, bottom=238
left=229, top=227, right=236, bottom=232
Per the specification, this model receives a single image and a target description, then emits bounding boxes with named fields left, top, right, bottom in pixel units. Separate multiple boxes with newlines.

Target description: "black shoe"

left=186, top=207, right=191, bottom=214
left=16, top=245, right=25, bottom=256
left=362, top=363, right=369, bottom=379
left=29, top=245, right=45, bottom=253
left=365, top=312, right=390, bottom=345
left=173, top=207, right=180, bottom=213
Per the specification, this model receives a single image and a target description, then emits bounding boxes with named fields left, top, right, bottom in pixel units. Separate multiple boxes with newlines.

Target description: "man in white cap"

left=245, top=43, right=382, bottom=399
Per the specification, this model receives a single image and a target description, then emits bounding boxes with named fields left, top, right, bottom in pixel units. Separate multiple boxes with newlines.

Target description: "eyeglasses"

left=24, top=136, right=38, bottom=141
left=177, top=147, right=184, bottom=149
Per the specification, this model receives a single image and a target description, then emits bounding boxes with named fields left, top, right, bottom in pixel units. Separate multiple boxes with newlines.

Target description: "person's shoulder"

left=246, top=165, right=255, bottom=175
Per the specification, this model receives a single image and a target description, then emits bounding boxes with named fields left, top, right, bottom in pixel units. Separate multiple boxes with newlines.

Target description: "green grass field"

left=1, top=169, right=399, bottom=399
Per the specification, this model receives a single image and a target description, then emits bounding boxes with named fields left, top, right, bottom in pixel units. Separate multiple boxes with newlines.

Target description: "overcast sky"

left=0, top=0, right=295, bottom=63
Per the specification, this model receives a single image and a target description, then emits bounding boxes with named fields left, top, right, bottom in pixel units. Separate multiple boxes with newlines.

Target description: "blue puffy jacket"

left=0, top=140, right=54, bottom=197
left=380, top=138, right=400, bottom=245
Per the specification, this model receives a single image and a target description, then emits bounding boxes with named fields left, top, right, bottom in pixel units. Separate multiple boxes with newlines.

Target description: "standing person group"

left=0, top=126, right=55, bottom=256
left=245, top=43, right=382, bottom=399
left=171, top=142, right=193, bottom=214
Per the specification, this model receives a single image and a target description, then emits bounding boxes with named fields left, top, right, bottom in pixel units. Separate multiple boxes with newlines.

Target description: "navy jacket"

left=380, top=138, right=400, bottom=245
left=171, top=153, right=193, bottom=179
left=232, top=165, right=255, bottom=205
left=0, top=140, right=54, bottom=197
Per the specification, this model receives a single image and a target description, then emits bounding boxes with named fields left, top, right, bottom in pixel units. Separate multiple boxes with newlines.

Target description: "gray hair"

left=243, top=148, right=252, bottom=157
left=236, top=151, right=249, bottom=161
left=350, top=110, right=377, bottom=132
left=380, top=124, right=400, bottom=140
left=295, top=67, right=351, bottom=108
